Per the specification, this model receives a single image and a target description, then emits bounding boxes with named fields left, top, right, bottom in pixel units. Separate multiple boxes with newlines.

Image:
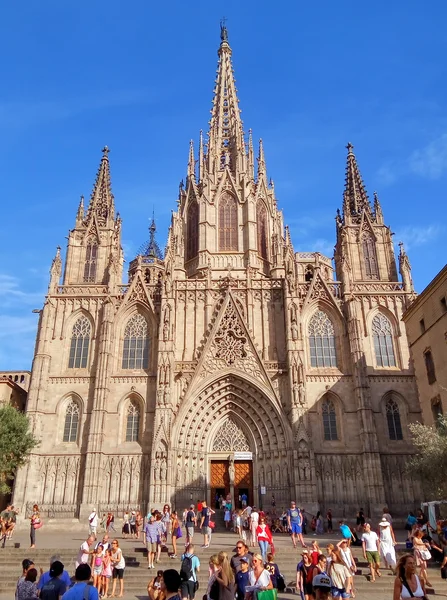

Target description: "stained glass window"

left=126, top=401, right=140, bottom=442
left=309, top=311, right=337, bottom=367
left=83, top=242, right=97, bottom=282
left=372, top=314, right=396, bottom=367
left=122, top=314, right=149, bottom=369
left=322, top=398, right=338, bottom=440
left=219, top=193, right=238, bottom=251
left=63, top=400, right=79, bottom=442
left=386, top=398, right=403, bottom=440
left=186, top=200, right=199, bottom=261
left=68, top=316, right=91, bottom=368
left=257, top=201, right=268, bottom=260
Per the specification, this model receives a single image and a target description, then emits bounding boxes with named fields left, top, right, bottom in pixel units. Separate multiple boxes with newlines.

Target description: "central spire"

left=207, top=22, right=246, bottom=176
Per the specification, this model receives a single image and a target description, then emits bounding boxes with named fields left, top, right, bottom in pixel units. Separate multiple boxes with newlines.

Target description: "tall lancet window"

left=372, top=313, right=396, bottom=367
left=83, top=241, right=98, bottom=282
left=68, top=316, right=91, bottom=368
left=122, top=314, right=149, bottom=369
left=363, top=233, right=379, bottom=279
left=219, top=192, right=238, bottom=251
left=63, top=400, right=80, bottom=442
left=257, top=200, right=268, bottom=260
left=308, top=310, right=337, bottom=368
left=126, top=401, right=140, bottom=442
left=186, top=200, right=199, bottom=261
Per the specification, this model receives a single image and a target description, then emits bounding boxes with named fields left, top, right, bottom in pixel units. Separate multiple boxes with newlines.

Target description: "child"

left=224, top=507, right=231, bottom=529
left=236, top=556, right=250, bottom=600
left=91, top=544, right=104, bottom=589
left=101, top=548, right=112, bottom=597
left=311, top=540, right=321, bottom=565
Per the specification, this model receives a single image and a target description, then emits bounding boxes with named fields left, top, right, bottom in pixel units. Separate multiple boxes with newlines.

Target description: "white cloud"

left=0, top=315, right=38, bottom=338
left=394, top=225, right=443, bottom=251
left=0, top=274, right=45, bottom=308
left=409, top=133, right=447, bottom=179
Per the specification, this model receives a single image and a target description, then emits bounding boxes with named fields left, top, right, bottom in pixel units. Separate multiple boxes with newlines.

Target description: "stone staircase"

left=0, top=541, right=444, bottom=599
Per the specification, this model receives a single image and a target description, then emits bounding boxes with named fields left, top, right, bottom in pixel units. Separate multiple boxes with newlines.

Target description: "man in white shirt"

left=88, top=509, right=98, bottom=538
left=76, top=535, right=94, bottom=568
left=361, top=523, right=380, bottom=581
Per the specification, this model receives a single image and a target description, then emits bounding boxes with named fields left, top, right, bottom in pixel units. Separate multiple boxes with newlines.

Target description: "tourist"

left=230, top=540, right=253, bottom=573
left=29, top=504, right=41, bottom=548
left=336, top=540, right=356, bottom=575
left=412, top=529, right=432, bottom=587
left=101, top=548, right=112, bottom=597
left=179, top=543, right=200, bottom=600
left=40, top=560, right=67, bottom=600
left=296, top=549, right=314, bottom=600
left=264, top=552, right=282, bottom=589
left=145, top=515, right=159, bottom=569
left=379, top=516, right=397, bottom=572
left=315, top=512, right=324, bottom=535
left=361, top=523, right=380, bottom=582
left=136, top=510, right=143, bottom=539
left=256, top=516, right=273, bottom=562
left=95, top=534, right=110, bottom=553
left=393, top=554, right=427, bottom=599
left=355, top=508, right=365, bottom=532
left=76, top=535, right=94, bottom=568
left=16, top=559, right=35, bottom=600
left=148, top=569, right=164, bottom=600
left=205, top=555, right=220, bottom=600
left=91, top=544, right=104, bottom=589
left=287, top=501, right=305, bottom=549
left=185, top=505, right=196, bottom=546
left=224, top=506, right=231, bottom=529
left=339, top=521, right=354, bottom=546
left=326, top=509, right=333, bottom=534
left=160, top=569, right=182, bottom=600
left=99, top=513, right=107, bottom=533
left=328, top=549, right=353, bottom=598
left=416, top=509, right=427, bottom=528
left=325, top=544, right=335, bottom=569
left=171, top=510, right=181, bottom=558
left=215, top=552, right=236, bottom=600
left=88, top=508, right=98, bottom=539
left=110, top=539, right=126, bottom=597
left=199, top=500, right=214, bottom=549
left=382, top=506, right=393, bottom=525
left=248, top=553, right=273, bottom=592
left=129, top=511, right=137, bottom=537
left=162, top=505, right=172, bottom=545
left=62, top=564, right=99, bottom=600
left=38, top=555, right=71, bottom=592
left=122, top=510, right=130, bottom=538
left=235, top=510, right=243, bottom=538
left=235, top=556, right=250, bottom=600
left=106, top=512, right=116, bottom=533
left=310, top=541, right=322, bottom=565
left=405, top=512, right=417, bottom=538
left=156, top=513, right=164, bottom=563
left=17, top=568, right=39, bottom=600
left=249, top=507, right=259, bottom=548
left=311, top=554, right=328, bottom=581
left=312, top=573, right=332, bottom=600
left=241, top=493, right=248, bottom=509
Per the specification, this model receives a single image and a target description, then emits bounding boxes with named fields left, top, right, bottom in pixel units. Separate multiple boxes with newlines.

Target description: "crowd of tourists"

left=10, top=500, right=447, bottom=600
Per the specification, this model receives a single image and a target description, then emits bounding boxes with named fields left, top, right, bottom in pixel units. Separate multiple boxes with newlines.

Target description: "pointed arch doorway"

left=209, top=417, right=253, bottom=509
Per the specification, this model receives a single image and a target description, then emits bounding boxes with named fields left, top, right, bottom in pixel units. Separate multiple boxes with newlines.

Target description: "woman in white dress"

left=379, top=517, right=397, bottom=572
left=393, top=554, right=427, bottom=599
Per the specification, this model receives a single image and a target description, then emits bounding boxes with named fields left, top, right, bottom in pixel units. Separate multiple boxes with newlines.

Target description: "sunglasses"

left=237, top=546, right=244, bottom=549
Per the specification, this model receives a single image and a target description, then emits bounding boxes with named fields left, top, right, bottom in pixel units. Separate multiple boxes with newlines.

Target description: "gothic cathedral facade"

left=14, top=28, right=422, bottom=518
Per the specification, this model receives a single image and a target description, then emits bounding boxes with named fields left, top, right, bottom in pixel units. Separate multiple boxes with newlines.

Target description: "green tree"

left=0, top=404, right=39, bottom=494
left=408, top=415, right=447, bottom=500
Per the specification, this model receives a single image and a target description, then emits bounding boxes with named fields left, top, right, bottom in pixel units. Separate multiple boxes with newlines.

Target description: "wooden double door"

left=210, top=459, right=253, bottom=508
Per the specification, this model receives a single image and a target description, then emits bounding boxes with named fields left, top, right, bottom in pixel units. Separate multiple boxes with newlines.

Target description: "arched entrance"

left=170, top=374, right=292, bottom=509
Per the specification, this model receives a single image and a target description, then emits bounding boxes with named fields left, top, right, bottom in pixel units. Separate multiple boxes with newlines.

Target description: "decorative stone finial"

left=102, top=145, right=110, bottom=156
left=220, top=17, right=228, bottom=42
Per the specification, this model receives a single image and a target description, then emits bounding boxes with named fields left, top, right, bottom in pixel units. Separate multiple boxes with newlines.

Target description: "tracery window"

left=68, top=316, right=91, bottom=369
left=308, top=310, right=337, bottom=367
left=83, top=242, right=98, bottom=282
left=219, top=193, right=238, bottom=251
left=362, top=234, right=379, bottom=279
left=186, top=200, right=199, bottom=261
left=122, top=314, right=149, bottom=369
left=256, top=201, right=268, bottom=260
left=386, top=398, right=403, bottom=440
left=372, top=314, right=396, bottom=367
left=126, top=401, right=140, bottom=442
left=212, top=418, right=250, bottom=452
left=322, top=398, right=338, bottom=441
left=63, top=400, right=80, bottom=442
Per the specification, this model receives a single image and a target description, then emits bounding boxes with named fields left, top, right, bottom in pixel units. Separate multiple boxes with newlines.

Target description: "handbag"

left=277, top=574, right=286, bottom=592
left=33, top=520, right=43, bottom=530
left=176, top=526, right=183, bottom=538
left=419, top=548, right=431, bottom=560
left=209, top=521, right=216, bottom=529
left=255, top=590, right=277, bottom=600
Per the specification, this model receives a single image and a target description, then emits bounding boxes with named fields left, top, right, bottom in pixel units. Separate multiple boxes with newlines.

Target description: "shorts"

left=130, top=524, right=137, bottom=534
left=331, top=588, right=350, bottom=599
left=366, top=550, right=380, bottom=564
left=93, top=567, right=102, bottom=576
left=291, top=523, right=302, bottom=534
left=180, top=580, right=196, bottom=600
left=203, top=526, right=211, bottom=535
left=112, top=568, right=124, bottom=580
left=147, top=542, right=157, bottom=552
left=186, top=526, right=194, bottom=538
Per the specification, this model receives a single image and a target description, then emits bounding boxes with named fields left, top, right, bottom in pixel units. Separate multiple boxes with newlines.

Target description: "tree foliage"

left=0, top=405, right=39, bottom=494
left=408, top=415, right=447, bottom=500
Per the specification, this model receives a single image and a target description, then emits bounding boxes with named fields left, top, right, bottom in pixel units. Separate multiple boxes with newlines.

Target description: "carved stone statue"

left=160, top=458, right=167, bottom=481
left=298, top=382, right=306, bottom=405
left=291, top=319, right=298, bottom=341
left=163, top=319, right=169, bottom=342
left=154, top=458, right=160, bottom=481
left=228, top=459, right=235, bottom=484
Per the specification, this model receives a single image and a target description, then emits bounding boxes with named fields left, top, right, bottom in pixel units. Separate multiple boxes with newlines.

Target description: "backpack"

left=180, top=554, right=194, bottom=581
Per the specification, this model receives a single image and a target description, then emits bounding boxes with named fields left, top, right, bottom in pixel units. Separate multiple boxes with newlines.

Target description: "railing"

left=26, top=502, right=80, bottom=519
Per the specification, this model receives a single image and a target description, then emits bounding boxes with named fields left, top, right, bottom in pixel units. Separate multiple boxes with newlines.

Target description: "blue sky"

left=0, top=1, right=446, bottom=369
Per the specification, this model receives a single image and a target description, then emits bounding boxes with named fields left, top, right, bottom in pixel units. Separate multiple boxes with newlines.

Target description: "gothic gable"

left=302, top=269, right=344, bottom=319
left=119, top=269, right=155, bottom=314
left=357, top=209, right=377, bottom=241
